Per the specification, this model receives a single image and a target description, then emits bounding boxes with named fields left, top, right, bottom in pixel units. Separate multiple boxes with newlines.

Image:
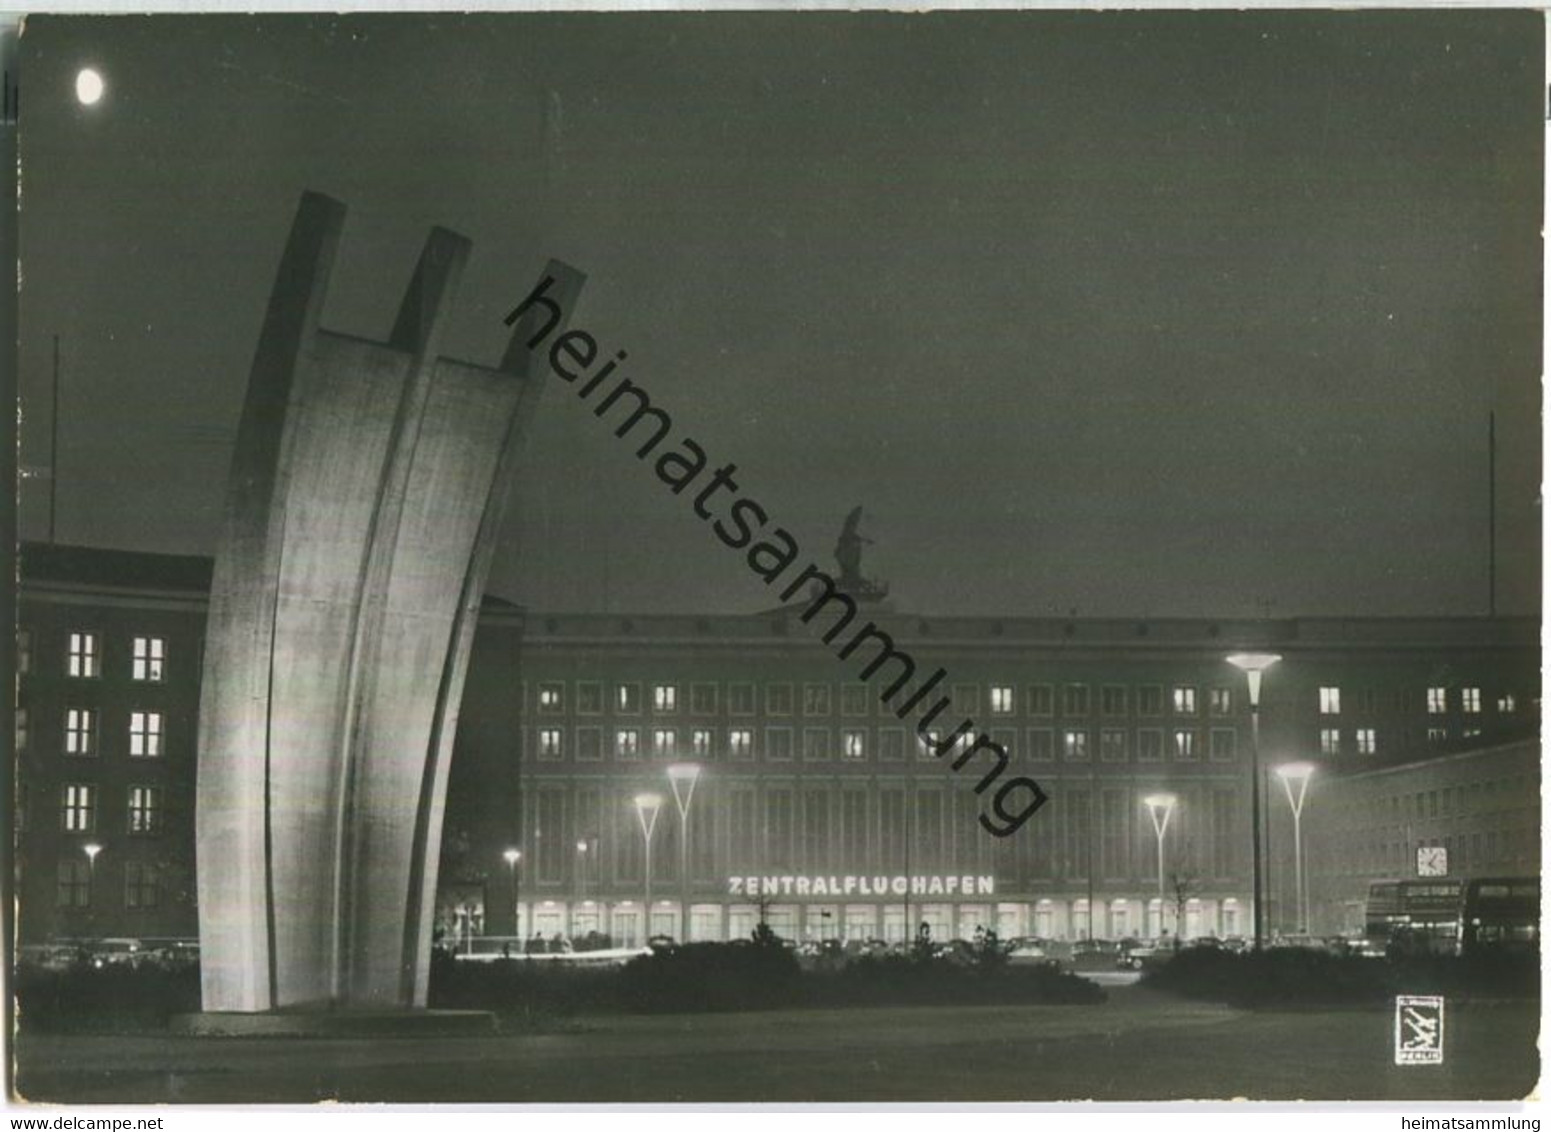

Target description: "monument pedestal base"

left=169, top=1009, right=496, bottom=1038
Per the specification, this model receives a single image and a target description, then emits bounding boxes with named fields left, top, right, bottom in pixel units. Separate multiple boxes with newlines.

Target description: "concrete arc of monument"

left=195, top=190, right=347, bottom=1014
left=402, top=260, right=587, bottom=1006
left=331, top=225, right=472, bottom=1004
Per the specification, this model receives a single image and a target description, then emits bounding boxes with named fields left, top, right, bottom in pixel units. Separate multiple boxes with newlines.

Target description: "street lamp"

left=503, top=847, right=521, bottom=940
left=634, top=792, right=664, bottom=945
left=1142, top=794, right=1177, bottom=940
left=1275, top=762, right=1316, bottom=934
left=666, top=763, right=702, bottom=944
left=82, top=843, right=102, bottom=934
left=1227, top=651, right=1281, bottom=951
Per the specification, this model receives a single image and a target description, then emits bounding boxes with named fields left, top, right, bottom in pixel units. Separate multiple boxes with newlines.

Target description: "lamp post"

left=82, top=843, right=102, bottom=940
left=634, top=792, right=664, bottom=945
left=1142, top=794, right=1177, bottom=940
left=1275, top=762, right=1316, bottom=934
left=666, top=763, right=702, bottom=944
left=502, top=847, right=521, bottom=939
left=1227, top=652, right=1281, bottom=951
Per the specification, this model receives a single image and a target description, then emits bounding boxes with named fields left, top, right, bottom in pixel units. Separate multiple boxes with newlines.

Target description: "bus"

left=1460, top=877, right=1539, bottom=956
left=1364, top=879, right=1464, bottom=956
left=1365, top=876, right=1539, bottom=958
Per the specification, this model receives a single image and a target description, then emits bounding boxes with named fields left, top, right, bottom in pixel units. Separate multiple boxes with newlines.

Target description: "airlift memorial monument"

left=184, top=192, right=584, bottom=1027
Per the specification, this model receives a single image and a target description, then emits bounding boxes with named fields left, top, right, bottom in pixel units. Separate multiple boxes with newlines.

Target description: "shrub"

left=1144, top=947, right=1398, bottom=1008
left=616, top=940, right=802, bottom=1013
left=811, top=953, right=1104, bottom=1008
left=14, top=961, right=201, bottom=1034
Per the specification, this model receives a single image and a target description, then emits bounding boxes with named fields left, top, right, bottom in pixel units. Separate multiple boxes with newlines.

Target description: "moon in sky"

left=75, top=68, right=104, bottom=105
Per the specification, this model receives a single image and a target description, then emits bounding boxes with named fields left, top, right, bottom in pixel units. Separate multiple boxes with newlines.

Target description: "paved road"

left=13, top=984, right=1538, bottom=1104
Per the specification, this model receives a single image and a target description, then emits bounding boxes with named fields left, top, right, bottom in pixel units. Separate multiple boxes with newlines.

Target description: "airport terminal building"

left=15, top=543, right=1540, bottom=950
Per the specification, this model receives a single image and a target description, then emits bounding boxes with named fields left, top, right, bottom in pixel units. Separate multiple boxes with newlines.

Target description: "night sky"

left=17, top=11, right=1543, bottom=617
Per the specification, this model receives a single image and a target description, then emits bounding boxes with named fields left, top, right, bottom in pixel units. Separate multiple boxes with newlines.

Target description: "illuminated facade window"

left=652, top=684, right=678, bottom=713
left=1320, top=728, right=1340, bottom=756
left=1356, top=728, right=1376, bottom=755
left=17, top=628, right=31, bottom=675
left=615, top=728, right=640, bottom=759
left=1172, top=686, right=1196, bottom=715
left=1172, top=729, right=1197, bottom=761
left=842, top=730, right=866, bottom=761
left=692, top=729, right=713, bottom=757
left=131, top=636, right=165, bottom=682
left=1427, top=687, right=1447, bottom=714
left=128, top=785, right=162, bottom=834
left=65, top=708, right=95, bottom=756
left=537, top=682, right=563, bottom=711
left=990, top=686, right=1014, bottom=714
left=129, top=711, right=163, bottom=757
left=1461, top=687, right=1481, bottom=714
left=67, top=631, right=98, bottom=678
left=1208, top=687, right=1232, bottom=716
left=1497, top=693, right=1517, bottom=714
left=15, top=706, right=27, bottom=752
left=651, top=728, right=676, bottom=757
left=729, top=729, right=753, bottom=759
left=538, top=728, right=564, bottom=759
left=616, top=683, right=640, bottom=713
left=1319, top=687, right=1341, bottom=715
left=1063, top=729, right=1090, bottom=761
left=62, top=784, right=95, bottom=832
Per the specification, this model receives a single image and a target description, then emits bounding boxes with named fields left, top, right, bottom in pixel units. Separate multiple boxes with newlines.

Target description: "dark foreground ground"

left=12, top=985, right=1539, bottom=1103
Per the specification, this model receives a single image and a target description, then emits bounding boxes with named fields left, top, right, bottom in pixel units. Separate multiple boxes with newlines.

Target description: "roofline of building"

left=17, top=542, right=1541, bottom=645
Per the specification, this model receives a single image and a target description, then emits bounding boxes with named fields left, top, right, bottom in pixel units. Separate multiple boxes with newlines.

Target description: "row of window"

left=54, top=783, right=163, bottom=834
left=527, top=725, right=1244, bottom=764
left=535, top=680, right=1240, bottom=719
left=56, top=859, right=160, bottom=909
left=19, top=631, right=167, bottom=682
left=17, top=708, right=165, bottom=757
left=532, top=680, right=1525, bottom=719
left=24, top=631, right=1526, bottom=721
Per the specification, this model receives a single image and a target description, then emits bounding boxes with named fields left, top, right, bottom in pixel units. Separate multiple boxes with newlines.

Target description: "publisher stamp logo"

left=1395, top=995, right=1446, bottom=1065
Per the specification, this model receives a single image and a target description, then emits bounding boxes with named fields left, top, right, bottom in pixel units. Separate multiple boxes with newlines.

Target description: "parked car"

left=1118, top=938, right=1171, bottom=970
left=18, top=943, right=87, bottom=971
left=645, top=934, right=677, bottom=952
left=1006, top=939, right=1061, bottom=969
left=1068, top=939, right=1122, bottom=971
left=86, top=938, right=147, bottom=968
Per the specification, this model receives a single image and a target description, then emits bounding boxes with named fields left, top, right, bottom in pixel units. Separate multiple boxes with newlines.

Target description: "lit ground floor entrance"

left=499, top=893, right=1251, bottom=947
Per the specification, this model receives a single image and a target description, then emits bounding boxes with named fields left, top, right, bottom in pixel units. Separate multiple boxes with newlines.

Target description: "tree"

left=1168, top=871, right=1201, bottom=948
